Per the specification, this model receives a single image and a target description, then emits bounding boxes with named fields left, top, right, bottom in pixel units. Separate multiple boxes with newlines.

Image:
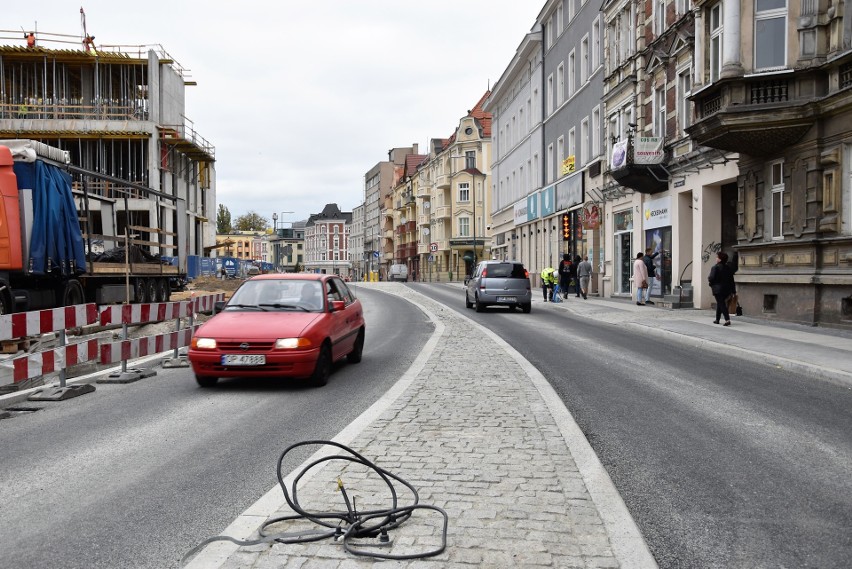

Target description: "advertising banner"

left=633, top=137, right=665, bottom=164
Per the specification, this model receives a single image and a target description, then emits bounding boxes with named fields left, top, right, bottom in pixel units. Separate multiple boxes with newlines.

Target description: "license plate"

left=221, top=354, right=266, bottom=366
left=497, top=296, right=517, bottom=302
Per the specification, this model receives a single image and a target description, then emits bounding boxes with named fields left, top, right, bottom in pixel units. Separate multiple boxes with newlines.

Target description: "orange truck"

left=0, top=139, right=186, bottom=313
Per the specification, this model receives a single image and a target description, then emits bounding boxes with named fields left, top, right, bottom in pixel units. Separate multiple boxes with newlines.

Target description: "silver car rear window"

left=485, top=263, right=526, bottom=278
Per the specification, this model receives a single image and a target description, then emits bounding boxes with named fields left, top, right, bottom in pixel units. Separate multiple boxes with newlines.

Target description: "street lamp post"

left=271, top=213, right=279, bottom=270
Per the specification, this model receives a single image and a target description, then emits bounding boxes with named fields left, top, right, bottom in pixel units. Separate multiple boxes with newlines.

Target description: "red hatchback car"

left=188, top=274, right=365, bottom=387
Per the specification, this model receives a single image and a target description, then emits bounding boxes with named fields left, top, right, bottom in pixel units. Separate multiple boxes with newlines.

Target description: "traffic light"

left=562, top=213, right=571, bottom=240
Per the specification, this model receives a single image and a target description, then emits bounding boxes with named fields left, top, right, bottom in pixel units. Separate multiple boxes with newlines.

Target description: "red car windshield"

left=228, top=279, right=324, bottom=311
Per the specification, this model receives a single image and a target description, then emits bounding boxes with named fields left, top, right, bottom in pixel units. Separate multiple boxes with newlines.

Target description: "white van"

left=388, top=264, right=409, bottom=282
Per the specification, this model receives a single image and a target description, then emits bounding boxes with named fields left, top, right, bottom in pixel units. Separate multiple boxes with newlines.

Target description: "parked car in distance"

left=388, top=264, right=408, bottom=281
left=464, top=260, right=532, bottom=313
left=188, top=274, right=365, bottom=387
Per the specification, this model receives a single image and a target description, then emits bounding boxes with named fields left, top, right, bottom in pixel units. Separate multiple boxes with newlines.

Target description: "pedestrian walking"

left=558, top=254, right=573, bottom=299
left=572, top=255, right=582, bottom=297
left=708, top=251, right=736, bottom=326
left=577, top=255, right=593, bottom=299
left=540, top=265, right=557, bottom=302
left=633, top=252, right=649, bottom=306
left=643, top=247, right=660, bottom=305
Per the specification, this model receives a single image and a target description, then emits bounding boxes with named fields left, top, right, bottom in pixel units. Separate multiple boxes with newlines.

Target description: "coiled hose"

left=182, top=440, right=448, bottom=565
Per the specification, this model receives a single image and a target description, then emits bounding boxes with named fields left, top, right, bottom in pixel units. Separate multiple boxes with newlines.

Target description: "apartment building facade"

left=363, top=146, right=417, bottom=280
left=304, top=204, right=353, bottom=276
left=420, top=95, right=493, bottom=281
left=537, top=0, right=607, bottom=288
left=686, top=0, right=852, bottom=327
left=484, top=30, right=545, bottom=274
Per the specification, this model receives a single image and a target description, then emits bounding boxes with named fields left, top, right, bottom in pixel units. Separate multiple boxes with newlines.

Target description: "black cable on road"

left=182, top=440, right=448, bottom=565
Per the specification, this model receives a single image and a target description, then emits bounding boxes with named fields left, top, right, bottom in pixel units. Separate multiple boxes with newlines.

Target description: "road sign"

left=430, top=242, right=438, bottom=252
left=428, top=255, right=434, bottom=262
left=373, top=251, right=380, bottom=258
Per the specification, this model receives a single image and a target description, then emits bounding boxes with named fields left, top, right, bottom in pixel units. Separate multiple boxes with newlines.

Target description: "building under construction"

left=0, top=23, right=215, bottom=261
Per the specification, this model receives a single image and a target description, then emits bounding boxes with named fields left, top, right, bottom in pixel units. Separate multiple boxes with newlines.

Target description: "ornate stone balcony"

left=687, top=71, right=819, bottom=156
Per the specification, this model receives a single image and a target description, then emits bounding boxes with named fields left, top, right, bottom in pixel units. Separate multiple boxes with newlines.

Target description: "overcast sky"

left=7, top=1, right=542, bottom=227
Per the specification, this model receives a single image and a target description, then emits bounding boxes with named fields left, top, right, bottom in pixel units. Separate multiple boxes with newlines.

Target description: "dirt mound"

left=171, top=275, right=242, bottom=301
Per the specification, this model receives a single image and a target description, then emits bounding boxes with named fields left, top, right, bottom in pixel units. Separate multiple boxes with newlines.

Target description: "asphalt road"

left=413, top=282, right=852, bottom=569
left=0, top=287, right=432, bottom=569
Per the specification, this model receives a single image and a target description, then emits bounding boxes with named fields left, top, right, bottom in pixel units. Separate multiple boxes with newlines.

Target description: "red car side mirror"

left=330, top=300, right=346, bottom=312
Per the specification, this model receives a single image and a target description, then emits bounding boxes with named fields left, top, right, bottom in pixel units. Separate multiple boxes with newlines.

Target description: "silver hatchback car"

left=464, top=260, right=532, bottom=313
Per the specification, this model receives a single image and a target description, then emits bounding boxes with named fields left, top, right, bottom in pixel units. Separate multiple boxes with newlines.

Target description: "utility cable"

left=182, top=440, right=448, bottom=565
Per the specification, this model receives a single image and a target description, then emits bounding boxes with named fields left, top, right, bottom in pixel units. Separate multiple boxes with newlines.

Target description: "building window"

left=459, top=217, right=470, bottom=237
left=592, top=105, right=601, bottom=158
left=677, top=67, right=692, bottom=135
left=547, top=73, right=554, bottom=114
left=569, top=50, right=576, bottom=97
left=459, top=182, right=470, bottom=202
left=558, top=136, right=565, bottom=173
left=581, top=117, right=589, bottom=166
left=547, top=144, right=554, bottom=183
left=557, top=3, right=564, bottom=35
left=771, top=161, right=784, bottom=239
left=677, top=0, right=691, bottom=16
left=557, top=63, right=565, bottom=105
left=546, top=16, right=554, bottom=49
left=655, top=0, right=666, bottom=36
left=465, top=150, right=476, bottom=169
left=654, top=86, right=666, bottom=137
left=709, top=3, right=723, bottom=82
left=755, top=0, right=787, bottom=70
left=568, top=127, right=576, bottom=163
left=569, top=0, right=576, bottom=22
left=581, top=35, right=590, bottom=83
left=592, top=16, right=601, bottom=70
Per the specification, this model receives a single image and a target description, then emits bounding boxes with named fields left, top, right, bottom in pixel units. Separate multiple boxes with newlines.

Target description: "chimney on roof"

left=412, top=143, right=419, bottom=154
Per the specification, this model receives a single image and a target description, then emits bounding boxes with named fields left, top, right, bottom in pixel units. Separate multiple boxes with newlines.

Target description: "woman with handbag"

left=708, top=251, right=736, bottom=326
left=633, top=252, right=649, bottom=306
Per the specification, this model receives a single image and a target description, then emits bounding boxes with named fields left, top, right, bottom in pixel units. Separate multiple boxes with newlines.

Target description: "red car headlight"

left=275, top=338, right=313, bottom=349
left=192, top=337, right=217, bottom=349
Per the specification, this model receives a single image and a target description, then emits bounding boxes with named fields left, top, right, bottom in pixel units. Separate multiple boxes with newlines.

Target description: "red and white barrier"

left=0, top=294, right=226, bottom=389
left=0, top=305, right=100, bottom=387
left=6, top=339, right=100, bottom=386
left=192, top=293, right=225, bottom=314
left=99, top=327, right=197, bottom=365
left=98, top=301, right=192, bottom=326
left=0, top=304, right=98, bottom=341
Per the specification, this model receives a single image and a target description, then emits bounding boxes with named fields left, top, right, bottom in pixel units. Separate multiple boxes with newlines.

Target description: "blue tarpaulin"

left=13, top=160, right=86, bottom=275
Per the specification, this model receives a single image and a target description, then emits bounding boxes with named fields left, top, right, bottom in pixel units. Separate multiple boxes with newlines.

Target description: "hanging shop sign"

left=579, top=203, right=601, bottom=230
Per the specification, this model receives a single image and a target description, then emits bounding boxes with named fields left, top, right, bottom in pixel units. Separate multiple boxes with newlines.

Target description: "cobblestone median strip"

left=196, top=284, right=655, bottom=569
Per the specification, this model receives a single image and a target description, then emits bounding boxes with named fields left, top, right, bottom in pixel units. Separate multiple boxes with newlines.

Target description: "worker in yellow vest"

left=540, top=266, right=557, bottom=302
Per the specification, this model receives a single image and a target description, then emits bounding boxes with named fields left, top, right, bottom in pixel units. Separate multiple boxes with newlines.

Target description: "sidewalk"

left=187, top=282, right=852, bottom=568
left=535, top=289, right=852, bottom=387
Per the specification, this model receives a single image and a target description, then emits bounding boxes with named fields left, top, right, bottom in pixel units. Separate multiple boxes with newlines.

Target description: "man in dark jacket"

left=643, top=247, right=660, bottom=304
left=708, top=251, right=736, bottom=325
left=558, top=254, right=573, bottom=299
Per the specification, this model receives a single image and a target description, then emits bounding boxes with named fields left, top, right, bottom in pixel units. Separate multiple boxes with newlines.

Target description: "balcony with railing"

left=405, top=220, right=416, bottom=233
left=418, top=214, right=431, bottom=226
left=434, top=205, right=452, bottom=218
left=687, top=71, right=820, bottom=155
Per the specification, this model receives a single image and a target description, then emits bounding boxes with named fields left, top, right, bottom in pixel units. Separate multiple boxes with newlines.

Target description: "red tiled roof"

left=446, top=90, right=493, bottom=141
